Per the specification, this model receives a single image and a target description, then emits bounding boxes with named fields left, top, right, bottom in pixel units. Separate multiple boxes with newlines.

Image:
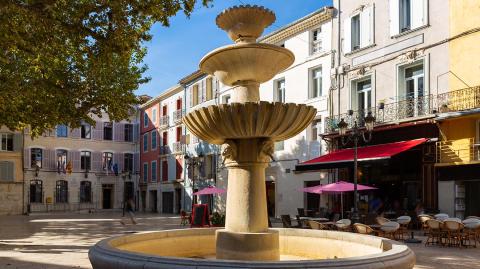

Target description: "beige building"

left=0, top=127, right=24, bottom=215
left=23, top=113, right=140, bottom=213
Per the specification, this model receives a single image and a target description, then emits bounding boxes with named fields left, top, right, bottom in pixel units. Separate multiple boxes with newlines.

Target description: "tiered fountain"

left=89, top=5, right=415, bottom=268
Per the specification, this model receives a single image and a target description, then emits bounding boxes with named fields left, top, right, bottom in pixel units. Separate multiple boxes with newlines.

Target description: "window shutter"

left=411, top=0, right=425, bottom=29
left=12, top=134, right=22, bottom=152
left=24, top=148, right=31, bottom=168
left=93, top=121, right=103, bottom=140
left=343, top=17, right=352, bottom=54
left=360, top=5, right=374, bottom=48
left=47, top=149, right=56, bottom=169
left=133, top=153, right=139, bottom=174
left=119, top=153, right=124, bottom=173
left=113, top=123, right=123, bottom=141
left=206, top=77, right=213, bottom=101
left=72, top=151, right=81, bottom=172
left=0, top=161, right=14, bottom=181
left=389, top=0, right=400, bottom=36
left=113, top=152, right=121, bottom=171
left=70, top=128, right=81, bottom=138
left=92, top=152, right=102, bottom=171
left=43, top=149, right=50, bottom=170
left=132, top=123, right=139, bottom=143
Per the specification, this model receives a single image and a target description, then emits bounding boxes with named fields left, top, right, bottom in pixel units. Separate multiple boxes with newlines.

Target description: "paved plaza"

left=0, top=212, right=478, bottom=269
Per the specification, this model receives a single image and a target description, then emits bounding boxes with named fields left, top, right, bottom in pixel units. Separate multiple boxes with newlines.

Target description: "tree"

left=0, top=0, right=211, bottom=136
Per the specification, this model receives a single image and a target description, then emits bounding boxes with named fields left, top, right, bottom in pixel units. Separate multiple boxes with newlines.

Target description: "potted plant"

left=378, top=99, right=386, bottom=110
left=211, top=212, right=225, bottom=227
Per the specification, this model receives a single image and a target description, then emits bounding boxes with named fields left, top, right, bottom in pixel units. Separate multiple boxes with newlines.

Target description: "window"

left=352, top=78, right=372, bottom=113
left=124, top=153, right=133, bottom=172
left=222, top=95, right=231, bottom=104
left=56, top=125, right=68, bottom=137
left=274, top=79, right=285, bottom=103
left=143, top=133, right=148, bottom=152
left=103, top=122, right=113, bottom=140
left=390, top=0, right=427, bottom=36
left=102, top=152, right=113, bottom=171
left=30, top=180, right=43, bottom=203
left=400, top=0, right=411, bottom=32
left=206, top=77, right=213, bottom=101
left=311, top=28, right=322, bottom=54
left=311, top=119, right=321, bottom=141
left=176, top=127, right=182, bottom=142
left=81, top=124, right=91, bottom=139
left=143, top=111, right=149, bottom=127
left=176, top=159, right=182, bottom=179
left=56, top=150, right=67, bottom=173
left=151, top=161, right=157, bottom=182
left=143, top=163, right=148, bottom=182
left=402, top=63, right=425, bottom=117
left=124, top=124, right=133, bottom=142
left=31, top=148, right=43, bottom=168
left=191, top=84, right=199, bottom=107
left=310, top=67, right=322, bottom=98
left=351, top=14, right=360, bottom=51
left=81, top=151, right=91, bottom=171
left=0, top=134, right=13, bottom=151
left=274, top=141, right=284, bottom=151
left=162, top=131, right=168, bottom=146
left=151, top=131, right=157, bottom=149
left=162, top=160, right=168, bottom=181
left=80, top=181, right=92, bottom=203
left=55, top=180, right=68, bottom=203
left=0, top=161, right=14, bottom=181
left=152, top=108, right=157, bottom=123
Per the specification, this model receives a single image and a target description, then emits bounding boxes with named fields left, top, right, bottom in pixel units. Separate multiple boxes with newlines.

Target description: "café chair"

left=353, top=223, right=375, bottom=235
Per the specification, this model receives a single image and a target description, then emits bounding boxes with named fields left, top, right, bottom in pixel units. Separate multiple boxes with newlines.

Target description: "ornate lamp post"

left=185, top=153, right=204, bottom=210
left=337, top=111, right=375, bottom=223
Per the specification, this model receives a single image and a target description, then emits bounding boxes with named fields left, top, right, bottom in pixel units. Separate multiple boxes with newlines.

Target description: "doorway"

left=305, top=181, right=320, bottom=213
left=162, top=192, right=174, bottom=213
left=175, top=188, right=182, bottom=214
left=149, top=190, right=158, bottom=212
left=102, top=184, right=113, bottom=209
left=141, top=191, right=146, bottom=212
left=266, top=181, right=275, bottom=217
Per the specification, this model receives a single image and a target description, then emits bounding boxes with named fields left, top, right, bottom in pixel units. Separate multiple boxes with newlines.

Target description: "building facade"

left=435, top=0, right=480, bottom=218
left=23, top=113, right=140, bottom=213
left=0, top=127, right=24, bottom=215
left=139, top=85, right=186, bottom=214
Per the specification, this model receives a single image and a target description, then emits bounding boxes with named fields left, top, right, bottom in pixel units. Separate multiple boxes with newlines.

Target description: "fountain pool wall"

left=89, top=228, right=415, bottom=268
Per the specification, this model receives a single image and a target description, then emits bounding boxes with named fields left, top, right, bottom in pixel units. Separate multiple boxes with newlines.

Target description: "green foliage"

left=0, top=0, right=211, bottom=136
left=211, top=212, right=225, bottom=226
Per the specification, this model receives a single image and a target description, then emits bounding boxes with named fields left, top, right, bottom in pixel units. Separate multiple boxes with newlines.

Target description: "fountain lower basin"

left=89, top=228, right=415, bottom=269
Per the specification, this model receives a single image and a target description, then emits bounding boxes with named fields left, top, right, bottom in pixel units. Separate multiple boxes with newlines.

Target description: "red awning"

left=296, top=138, right=429, bottom=171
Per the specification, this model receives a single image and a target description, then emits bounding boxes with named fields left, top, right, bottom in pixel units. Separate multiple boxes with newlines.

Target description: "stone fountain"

left=89, top=5, right=415, bottom=268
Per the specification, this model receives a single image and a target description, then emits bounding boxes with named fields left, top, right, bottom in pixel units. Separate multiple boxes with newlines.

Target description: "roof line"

left=139, top=84, right=182, bottom=108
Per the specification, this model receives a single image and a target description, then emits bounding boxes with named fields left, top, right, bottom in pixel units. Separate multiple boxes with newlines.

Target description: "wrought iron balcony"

left=173, top=109, right=185, bottom=124
left=325, top=86, right=480, bottom=133
left=159, top=115, right=169, bottom=129
left=159, top=145, right=171, bottom=155
left=325, top=95, right=436, bottom=132
left=436, top=138, right=480, bottom=164
left=172, top=142, right=184, bottom=154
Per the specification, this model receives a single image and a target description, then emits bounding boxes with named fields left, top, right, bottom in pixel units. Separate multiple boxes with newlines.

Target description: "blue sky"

left=138, top=0, right=333, bottom=97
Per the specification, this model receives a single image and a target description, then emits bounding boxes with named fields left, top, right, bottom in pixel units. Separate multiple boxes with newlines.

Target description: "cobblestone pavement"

left=0, top=212, right=479, bottom=268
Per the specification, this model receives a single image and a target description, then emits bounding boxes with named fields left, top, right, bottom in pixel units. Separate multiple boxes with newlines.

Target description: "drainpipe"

left=22, top=130, right=26, bottom=214
left=337, top=0, right=342, bottom=117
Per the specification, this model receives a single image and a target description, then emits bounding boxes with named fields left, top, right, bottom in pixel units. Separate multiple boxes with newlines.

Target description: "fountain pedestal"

left=216, top=138, right=279, bottom=260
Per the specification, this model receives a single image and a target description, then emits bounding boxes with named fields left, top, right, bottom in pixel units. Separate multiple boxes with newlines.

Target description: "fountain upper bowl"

left=182, top=102, right=316, bottom=145
left=199, top=43, right=294, bottom=86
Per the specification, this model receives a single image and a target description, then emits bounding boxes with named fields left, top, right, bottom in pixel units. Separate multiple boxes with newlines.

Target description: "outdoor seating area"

left=279, top=210, right=480, bottom=248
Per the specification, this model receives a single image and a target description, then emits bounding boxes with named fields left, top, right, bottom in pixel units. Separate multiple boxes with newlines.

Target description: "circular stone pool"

left=89, top=228, right=415, bottom=268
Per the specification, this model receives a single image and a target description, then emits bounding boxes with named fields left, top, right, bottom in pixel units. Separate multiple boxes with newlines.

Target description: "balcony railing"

left=160, top=115, right=169, bottom=128
left=159, top=145, right=171, bottom=155
left=173, top=109, right=185, bottom=124
left=326, top=95, right=436, bottom=132
left=325, top=86, right=480, bottom=133
left=172, top=142, right=184, bottom=154
left=436, top=138, right=480, bottom=164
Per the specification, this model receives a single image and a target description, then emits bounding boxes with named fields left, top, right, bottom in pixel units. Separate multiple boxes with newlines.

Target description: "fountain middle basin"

left=89, top=228, right=415, bottom=268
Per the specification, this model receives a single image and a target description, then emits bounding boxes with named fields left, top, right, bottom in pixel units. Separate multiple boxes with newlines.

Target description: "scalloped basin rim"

left=89, top=228, right=416, bottom=268
left=182, top=102, right=317, bottom=145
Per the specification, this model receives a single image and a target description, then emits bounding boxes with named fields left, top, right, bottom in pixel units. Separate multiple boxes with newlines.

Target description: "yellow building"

left=436, top=0, right=480, bottom=219
left=0, top=127, right=25, bottom=215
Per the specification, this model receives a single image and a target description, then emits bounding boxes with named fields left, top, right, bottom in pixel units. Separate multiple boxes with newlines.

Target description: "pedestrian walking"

left=120, top=198, right=137, bottom=225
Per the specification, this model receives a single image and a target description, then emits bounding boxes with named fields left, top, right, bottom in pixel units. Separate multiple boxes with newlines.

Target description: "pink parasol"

left=193, top=186, right=226, bottom=196
left=300, top=181, right=377, bottom=218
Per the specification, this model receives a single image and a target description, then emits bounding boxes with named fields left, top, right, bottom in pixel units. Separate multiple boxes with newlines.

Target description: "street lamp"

left=337, top=111, right=375, bottom=223
left=185, top=153, right=204, bottom=210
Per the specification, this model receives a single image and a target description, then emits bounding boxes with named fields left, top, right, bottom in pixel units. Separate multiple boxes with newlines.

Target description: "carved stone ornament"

left=221, top=139, right=237, bottom=163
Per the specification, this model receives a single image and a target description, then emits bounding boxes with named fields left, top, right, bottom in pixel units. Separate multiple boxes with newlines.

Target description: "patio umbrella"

left=301, top=181, right=377, bottom=219
left=193, top=186, right=226, bottom=196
